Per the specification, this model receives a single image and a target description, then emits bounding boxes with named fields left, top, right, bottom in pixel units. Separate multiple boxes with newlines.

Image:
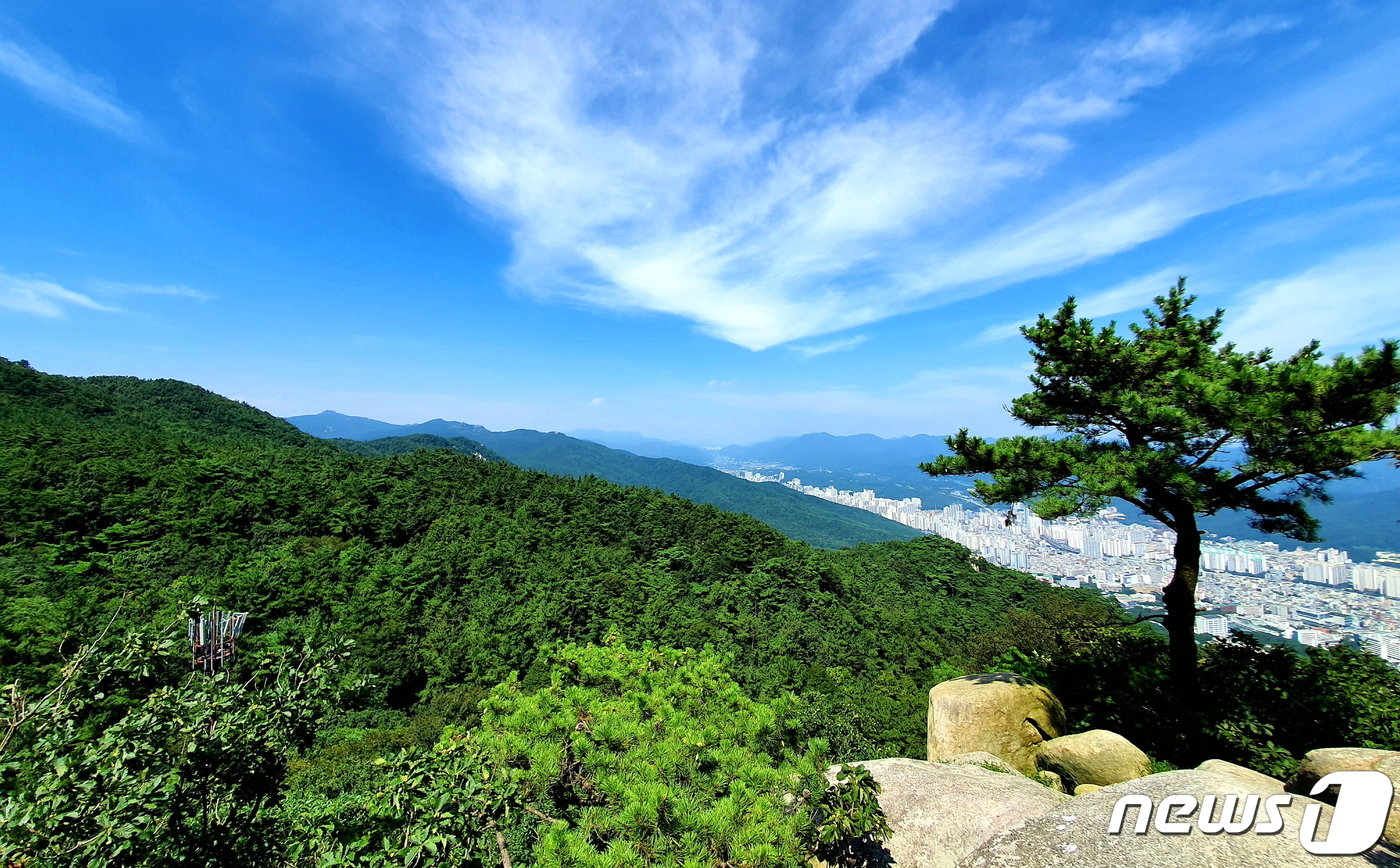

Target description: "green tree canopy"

left=921, top=279, right=1400, bottom=748
left=291, top=639, right=891, bottom=868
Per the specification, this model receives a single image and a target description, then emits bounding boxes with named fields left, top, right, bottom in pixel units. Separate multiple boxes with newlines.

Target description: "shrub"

left=294, top=640, right=892, bottom=867
left=0, top=629, right=353, bottom=867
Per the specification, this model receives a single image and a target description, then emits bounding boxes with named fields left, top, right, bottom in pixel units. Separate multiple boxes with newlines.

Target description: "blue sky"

left=3, top=0, right=1399, bottom=445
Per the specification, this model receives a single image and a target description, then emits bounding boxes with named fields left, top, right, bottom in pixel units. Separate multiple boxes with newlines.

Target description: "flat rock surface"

left=939, top=751, right=1020, bottom=776
left=1197, top=759, right=1287, bottom=795
left=956, top=769, right=1399, bottom=867
left=833, top=757, right=1069, bottom=868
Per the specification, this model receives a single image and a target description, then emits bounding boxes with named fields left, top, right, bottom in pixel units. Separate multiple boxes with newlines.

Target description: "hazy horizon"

left=285, top=407, right=959, bottom=451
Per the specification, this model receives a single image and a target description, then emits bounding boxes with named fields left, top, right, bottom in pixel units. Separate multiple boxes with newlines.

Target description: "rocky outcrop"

left=1373, top=756, right=1400, bottom=847
left=831, top=758, right=1069, bottom=868
left=1287, top=747, right=1400, bottom=799
left=1036, top=730, right=1151, bottom=789
left=956, top=769, right=1388, bottom=867
left=938, top=751, right=1020, bottom=776
left=1037, top=770, right=1066, bottom=793
left=927, top=674, right=1068, bottom=775
left=913, top=675, right=1400, bottom=864
left=1196, top=759, right=1286, bottom=795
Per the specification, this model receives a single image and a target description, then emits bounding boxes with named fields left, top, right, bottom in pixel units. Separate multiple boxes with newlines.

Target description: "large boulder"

left=1288, top=748, right=1400, bottom=800
left=1374, top=756, right=1400, bottom=847
left=1036, top=730, right=1151, bottom=789
left=928, top=674, right=1068, bottom=775
left=956, top=769, right=1395, bottom=867
left=829, top=758, right=1069, bottom=868
left=1196, top=759, right=1286, bottom=795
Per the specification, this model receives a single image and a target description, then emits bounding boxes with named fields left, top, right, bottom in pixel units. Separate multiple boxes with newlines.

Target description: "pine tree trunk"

left=1162, top=514, right=1203, bottom=754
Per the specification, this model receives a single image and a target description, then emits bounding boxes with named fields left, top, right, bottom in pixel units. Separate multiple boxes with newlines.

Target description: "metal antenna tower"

left=188, top=607, right=248, bottom=674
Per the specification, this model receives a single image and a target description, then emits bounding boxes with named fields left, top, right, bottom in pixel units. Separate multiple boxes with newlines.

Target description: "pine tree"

left=921, top=279, right=1400, bottom=744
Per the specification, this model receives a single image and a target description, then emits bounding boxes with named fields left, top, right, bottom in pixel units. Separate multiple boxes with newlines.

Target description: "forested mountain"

left=5, top=358, right=1399, bottom=866
left=3, top=358, right=1079, bottom=752
left=329, top=432, right=507, bottom=464
left=287, top=411, right=923, bottom=550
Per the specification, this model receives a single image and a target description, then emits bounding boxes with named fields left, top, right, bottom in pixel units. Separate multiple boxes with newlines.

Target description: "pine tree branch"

left=1184, top=432, right=1234, bottom=471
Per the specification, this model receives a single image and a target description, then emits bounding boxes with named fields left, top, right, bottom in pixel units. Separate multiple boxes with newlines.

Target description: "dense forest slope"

left=5, top=359, right=1400, bottom=867
left=287, top=410, right=923, bottom=550
left=2, top=359, right=1086, bottom=756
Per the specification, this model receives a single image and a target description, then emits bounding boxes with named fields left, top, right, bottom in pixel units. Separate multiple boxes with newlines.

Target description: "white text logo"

left=1106, top=770, right=1393, bottom=855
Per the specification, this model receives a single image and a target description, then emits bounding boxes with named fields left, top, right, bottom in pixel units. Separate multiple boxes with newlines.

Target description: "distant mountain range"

left=567, top=429, right=719, bottom=466
left=289, top=413, right=1400, bottom=561
left=571, top=429, right=976, bottom=509
left=572, top=428, right=1400, bottom=562
left=285, top=412, right=922, bottom=550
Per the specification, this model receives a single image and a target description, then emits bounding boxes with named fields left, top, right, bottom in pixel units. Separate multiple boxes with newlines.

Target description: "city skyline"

left=4, top=1, right=1400, bottom=443
left=726, top=468, right=1400, bottom=664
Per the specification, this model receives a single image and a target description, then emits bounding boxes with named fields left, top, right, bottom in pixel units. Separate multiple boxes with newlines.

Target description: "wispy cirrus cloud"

left=89, top=280, right=214, bottom=301
left=0, top=272, right=214, bottom=318
left=0, top=36, right=146, bottom=141
left=306, top=1, right=1394, bottom=350
left=973, top=267, right=1185, bottom=343
left=0, top=271, right=121, bottom=318
left=790, top=334, right=870, bottom=358
left=697, top=364, right=1033, bottom=435
left=1227, top=238, right=1400, bottom=354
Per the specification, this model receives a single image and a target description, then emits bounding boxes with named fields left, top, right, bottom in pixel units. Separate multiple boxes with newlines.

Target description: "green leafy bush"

left=0, top=628, right=355, bottom=867
left=802, top=764, right=892, bottom=867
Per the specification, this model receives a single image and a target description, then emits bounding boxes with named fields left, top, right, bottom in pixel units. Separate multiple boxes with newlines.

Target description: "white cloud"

left=589, top=396, right=606, bottom=406
left=818, top=0, right=956, bottom=100
left=310, top=2, right=1394, bottom=349
left=973, top=267, right=1183, bottom=343
left=1011, top=16, right=1291, bottom=127
left=89, top=280, right=214, bottom=301
left=1227, top=238, right=1400, bottom=354
left=0, top=37, right=146, bottom=141
left=913, top=39, right=1400, bottom=303
left=789, top=334, right=869, bottom=358
left=696, top=364, right=1034, bottom=436
left=0, top=271, right=121, bottom=317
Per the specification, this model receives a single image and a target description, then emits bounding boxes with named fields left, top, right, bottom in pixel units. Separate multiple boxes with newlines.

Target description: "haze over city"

left=3, top=0, right=1400, bottom=443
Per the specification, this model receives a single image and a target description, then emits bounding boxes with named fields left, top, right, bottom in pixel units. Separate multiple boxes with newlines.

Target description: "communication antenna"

left=188, top=606, right=248, bottom=674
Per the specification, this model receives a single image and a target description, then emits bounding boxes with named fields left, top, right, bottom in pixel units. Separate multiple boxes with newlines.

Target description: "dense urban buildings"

left=728, top=470, right=1400, bottom=668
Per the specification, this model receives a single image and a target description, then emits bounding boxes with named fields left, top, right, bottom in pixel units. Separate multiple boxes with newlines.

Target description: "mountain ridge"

left=574, top=427, right=1400, bottom=560
left=285, top=411, right=922, bottom=550
left=292, top=412, right=1400, bottom=559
